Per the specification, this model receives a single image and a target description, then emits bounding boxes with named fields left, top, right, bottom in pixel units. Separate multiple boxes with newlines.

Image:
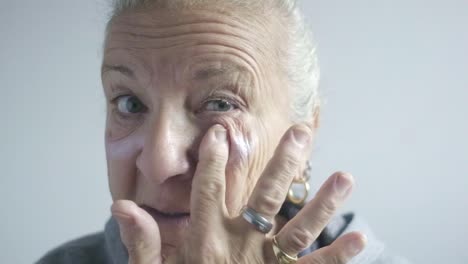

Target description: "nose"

left=136, top=110, right=195, bottom=184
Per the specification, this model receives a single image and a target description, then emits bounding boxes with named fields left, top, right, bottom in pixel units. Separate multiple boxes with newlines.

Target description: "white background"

left=1, top=0, right=467, bottom=263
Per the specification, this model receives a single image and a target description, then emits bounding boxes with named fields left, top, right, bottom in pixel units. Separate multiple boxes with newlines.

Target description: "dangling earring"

left=287, top=160, right=311, bottom=206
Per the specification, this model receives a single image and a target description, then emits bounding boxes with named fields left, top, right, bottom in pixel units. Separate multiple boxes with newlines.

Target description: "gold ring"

left=272, top=236, right=298, bottom=264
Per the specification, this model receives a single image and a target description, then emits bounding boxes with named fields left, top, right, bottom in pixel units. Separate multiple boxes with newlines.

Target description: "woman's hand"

left=111, top=124, right=367, bottom=264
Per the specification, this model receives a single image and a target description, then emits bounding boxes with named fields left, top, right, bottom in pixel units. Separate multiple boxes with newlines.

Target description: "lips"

left=140, top=205, right=191, bottom=228
left=141, top=205, right=190, bottom=217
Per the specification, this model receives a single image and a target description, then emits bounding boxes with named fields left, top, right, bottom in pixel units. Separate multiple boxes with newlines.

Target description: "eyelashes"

left=198, top=96, right=240, bottom=113
left=108, top=93, right=242, bottom=121
left=104, top=85, right=246, bottom=139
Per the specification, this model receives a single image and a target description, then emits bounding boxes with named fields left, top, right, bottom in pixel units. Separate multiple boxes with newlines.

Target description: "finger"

left=276, top=172, right=354, bottom=256
left=298, top=232, right=367, bottom=264
left=247, top=124, right=313, bottom=218
left=190, top=124, right=229, bottom=229
left=111, top=200, right=162, bottom=264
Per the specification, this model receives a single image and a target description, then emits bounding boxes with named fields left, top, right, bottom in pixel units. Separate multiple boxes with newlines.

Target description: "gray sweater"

left=37, top=209, right=411, bottom=264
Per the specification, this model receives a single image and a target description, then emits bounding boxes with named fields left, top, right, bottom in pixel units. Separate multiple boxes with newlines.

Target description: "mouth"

left=140, top=205, right=191, bottom=227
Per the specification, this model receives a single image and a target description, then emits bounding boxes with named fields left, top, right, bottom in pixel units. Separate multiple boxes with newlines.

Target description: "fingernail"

left=334, top=173, right=353, bottom=196
left=214, top=125, right=227, bottom=142
left=292, top=126, right=310, bottom=147
left=347, top=234, right=367, bottom=255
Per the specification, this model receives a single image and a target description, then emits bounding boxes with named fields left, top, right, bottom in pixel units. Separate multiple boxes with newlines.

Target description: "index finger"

left=190, top=124, right=230, bottom=229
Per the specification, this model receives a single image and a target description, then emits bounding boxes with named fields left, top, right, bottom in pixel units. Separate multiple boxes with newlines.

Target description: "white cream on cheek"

left=104, top=129, right=145, bottom=200
left=105, top=130, right=144, bottom=161
left=219, top=122, right=261, bottom=213
left=228, top=129, right=254, bottom=166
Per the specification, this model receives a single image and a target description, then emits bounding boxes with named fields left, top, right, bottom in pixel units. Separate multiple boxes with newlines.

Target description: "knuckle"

left=309, top=251, right=346, bottom=264
left=285, top=227, right=315, bottom=252
left=276, top=151, right=301, bottom=174
left=253, top=181, right=285, bottom=213
left=253, top=191, right=282, bottom=214
left=203, top=148, right=227, bottom=168
left=308, top=254, right=327, bottom=264
left=207, top=177, right=224, bottom=192
left=198, top=153, right=227, bottom=180
left=125, top=239, right=151, bottom=259
left=198, top=239, right=225, bottom=262
left=317, top=196, right=338, bottom=218
left=330, top=253, right=347, bottom=264
left=201, top=179, right=224, bottom=197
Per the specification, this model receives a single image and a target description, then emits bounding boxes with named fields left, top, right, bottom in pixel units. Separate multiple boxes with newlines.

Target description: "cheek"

left=228, top=123, right=256, bottom=168
left=105, top=109, right=145, bottom=141
left=105, top=128, right=143, bottom=200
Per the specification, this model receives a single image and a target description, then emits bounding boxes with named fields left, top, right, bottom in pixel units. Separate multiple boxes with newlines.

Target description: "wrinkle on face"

left=104, top=8, right=283, bottom=97
left=102, top=6, right=293, bottom=254
left=184, top=57, right=257, bottom=103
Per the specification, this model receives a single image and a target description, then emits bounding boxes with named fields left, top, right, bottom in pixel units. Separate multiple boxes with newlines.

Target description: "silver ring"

left=241, top=206, right=273, bottom=234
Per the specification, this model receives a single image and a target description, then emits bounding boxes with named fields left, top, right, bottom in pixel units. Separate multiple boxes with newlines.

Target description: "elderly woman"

left=38, top=0, right=409, bottom=263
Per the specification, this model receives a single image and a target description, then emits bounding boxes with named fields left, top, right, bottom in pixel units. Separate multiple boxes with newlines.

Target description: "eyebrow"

left=191, top=64, right=256, bottom=102
left=101, top=64, right=135, bottom=79
left=193, top=67, right=229, bottom=80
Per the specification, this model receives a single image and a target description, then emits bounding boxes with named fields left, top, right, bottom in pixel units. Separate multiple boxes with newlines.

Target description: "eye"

left=114, top=95, right=146, bottom=114
left=202, top=99, right=236, bottom=112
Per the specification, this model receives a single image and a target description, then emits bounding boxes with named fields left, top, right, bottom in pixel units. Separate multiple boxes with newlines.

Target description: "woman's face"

left=102, top=7, right=294, bottom=253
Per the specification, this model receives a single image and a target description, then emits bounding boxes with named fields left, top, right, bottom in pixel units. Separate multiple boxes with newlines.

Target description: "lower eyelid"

left=197, top=110, right=242, bottom=122
left=110, top=107, right=144, bottom=122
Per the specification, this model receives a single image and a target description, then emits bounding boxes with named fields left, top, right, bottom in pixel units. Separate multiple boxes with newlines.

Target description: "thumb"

left=111, top=200, right=162, bottom=264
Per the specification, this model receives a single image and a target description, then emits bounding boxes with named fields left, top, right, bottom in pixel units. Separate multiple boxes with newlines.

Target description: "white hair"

left=105, top=0, right=320, bottom=123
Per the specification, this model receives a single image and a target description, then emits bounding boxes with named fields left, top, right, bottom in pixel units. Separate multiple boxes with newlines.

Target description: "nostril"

left=135, top=115, right=200, bottom=184
left=136, top=146, right=193, bottom=184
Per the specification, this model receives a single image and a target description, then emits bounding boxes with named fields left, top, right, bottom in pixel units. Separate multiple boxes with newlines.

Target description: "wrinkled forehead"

left=103, top=6, right=285, bottom=67
left=102, top=6, right=290, bottom=109
left=106, top=3, right=280, bottom=38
